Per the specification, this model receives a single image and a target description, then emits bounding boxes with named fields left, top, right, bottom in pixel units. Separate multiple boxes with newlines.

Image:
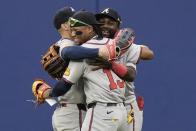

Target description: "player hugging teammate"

left=32, top=6, right=154, bottom=131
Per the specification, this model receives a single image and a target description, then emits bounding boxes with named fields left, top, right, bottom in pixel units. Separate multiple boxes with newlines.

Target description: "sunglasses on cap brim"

left=68, top=17, right=91, bottom=27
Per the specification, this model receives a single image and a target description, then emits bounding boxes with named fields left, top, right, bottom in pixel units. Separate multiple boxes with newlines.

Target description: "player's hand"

left=87, top=58, right=112, bottom=71
left=32, top=79, right=52, bottom=104
left=99, top=41, right=120, bottom=61
left=98, top=46, right=110, bottom=60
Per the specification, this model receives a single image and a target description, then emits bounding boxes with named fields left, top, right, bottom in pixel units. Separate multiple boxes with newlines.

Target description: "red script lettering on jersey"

left=103, top=69, right=125, bottom=90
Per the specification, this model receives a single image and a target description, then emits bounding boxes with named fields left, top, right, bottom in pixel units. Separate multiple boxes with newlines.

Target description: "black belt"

left=87, top=103, right=96, bottom=108
left=59, top=103, right=67, bottom=107
left=58, top=103, right=87, bottom=111
left=77, top=103, right=87, bottom=111
left=87, top=102, right=124, bottom=109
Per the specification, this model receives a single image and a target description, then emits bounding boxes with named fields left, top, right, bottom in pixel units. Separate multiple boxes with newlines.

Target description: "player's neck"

left=89, top=32, right=96, bottom=40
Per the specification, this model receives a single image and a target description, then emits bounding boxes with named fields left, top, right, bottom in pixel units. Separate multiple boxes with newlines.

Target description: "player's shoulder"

left=119, top=43, right=141, bottom=59
left=126, top=43, right=141, bottom=52
left=56, top=38, right=75, bottom=47
left=82, top=36, right=110, bottom=48
left=130, top=43, right=141, bottom=48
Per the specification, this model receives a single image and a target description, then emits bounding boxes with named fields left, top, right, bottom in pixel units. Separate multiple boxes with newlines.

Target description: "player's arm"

left=110, top=44, right=141, bottom=82
left=60, top=46, right=109, bottom=60
left=88, top=59, right=136, bottom=82
left=42, top=60, right=84, bottom=98
left=139, top=45, right=154, bottom=61
left=36, top=79, right=73, bottom=99
left=59, top=37, right=124, bottom=61
left=48, top=79, right=72, bottom=97
left=111, top=44, right=154, bottom=81
left=110, top=61, right=136, bottom=82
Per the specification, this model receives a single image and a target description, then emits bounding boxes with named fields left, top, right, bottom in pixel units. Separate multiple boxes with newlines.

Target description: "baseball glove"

left=114, top=28, right=135, bottom=55
left=32, top=79, right=51, bottom=104
left=40, top=44, right=67, bottom=79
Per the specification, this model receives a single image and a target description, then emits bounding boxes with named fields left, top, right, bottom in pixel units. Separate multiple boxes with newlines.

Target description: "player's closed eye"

left=71, top=29, right=83, bottom=36
left=75, top=31, right=83, bottom=35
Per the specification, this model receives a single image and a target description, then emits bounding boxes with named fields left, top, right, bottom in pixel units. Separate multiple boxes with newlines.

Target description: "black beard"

left=101, top=28, right=116, bottom=38
left=108, top=30, right=116, bottom=38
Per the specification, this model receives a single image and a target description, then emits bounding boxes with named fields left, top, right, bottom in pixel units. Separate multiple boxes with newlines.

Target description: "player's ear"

left=87, top=26, right=94, bottom=34
left=61, top=23, right=69, bottom=31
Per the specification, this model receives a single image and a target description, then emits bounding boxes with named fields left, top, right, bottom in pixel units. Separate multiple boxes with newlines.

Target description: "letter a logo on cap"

left=70, top=7, right=75, bottom=12
left=102, top=8, right=109, bottom=14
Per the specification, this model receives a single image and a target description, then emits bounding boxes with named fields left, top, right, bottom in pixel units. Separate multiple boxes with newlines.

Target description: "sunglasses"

left=68, top=17, right=90, bottom=27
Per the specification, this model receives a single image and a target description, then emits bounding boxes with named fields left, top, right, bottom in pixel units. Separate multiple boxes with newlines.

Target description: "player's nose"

left=71, top=31, right=76, bottom=37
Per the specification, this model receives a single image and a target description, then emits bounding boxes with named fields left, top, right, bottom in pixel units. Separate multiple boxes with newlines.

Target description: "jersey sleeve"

left=57, top=39, right=99, bottom=60
left=62, top=60, right=85, bottom=84
left=60, top=46, right=99, bottom=60
left=56, top=39, right=75, bottom=58
left=126, top=44, right=141, bottom=67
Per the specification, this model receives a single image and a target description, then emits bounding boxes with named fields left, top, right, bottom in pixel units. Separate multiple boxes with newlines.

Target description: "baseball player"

left=34, top=10, right=138, bottom=131
left=50, top=7, right=87, bottom=131
left=46, top=7, right=117, bottom=131
left=95, top=8, right=154, bottom=131
left=64, top=11, right=137, bottom=131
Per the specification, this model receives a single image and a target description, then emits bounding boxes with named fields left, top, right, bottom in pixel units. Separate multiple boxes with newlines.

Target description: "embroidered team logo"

left=70, top=7, right=75, bottom=12
left=64, top=68, right=70, bottom=76
left=102, top=8, right=109, bottom=14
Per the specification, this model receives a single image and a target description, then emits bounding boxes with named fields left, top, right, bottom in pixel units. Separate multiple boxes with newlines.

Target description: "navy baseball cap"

left=53, top=6, right=76, bottom=29
left=95, top=8, right=122, bottom=23
left=69, top=11, right=102, bottom=27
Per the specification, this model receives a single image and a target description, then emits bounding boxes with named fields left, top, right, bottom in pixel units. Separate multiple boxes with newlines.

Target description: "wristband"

left=111, top=61, right=128, bottom=77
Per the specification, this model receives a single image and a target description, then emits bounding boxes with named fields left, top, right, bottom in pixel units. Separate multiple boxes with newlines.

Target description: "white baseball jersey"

left=52, top=38, right=86, bottom=131
left=56, top=38, right=74, bottom=58
left=124, top=44, right=143, bottom=131
left=123, top=44, right=142, bottom=104
left=63, top=38, right=140, bottom=105
left=55, top=38, right=85, bottom=104
left=63, top=37, right=125, bottom=104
